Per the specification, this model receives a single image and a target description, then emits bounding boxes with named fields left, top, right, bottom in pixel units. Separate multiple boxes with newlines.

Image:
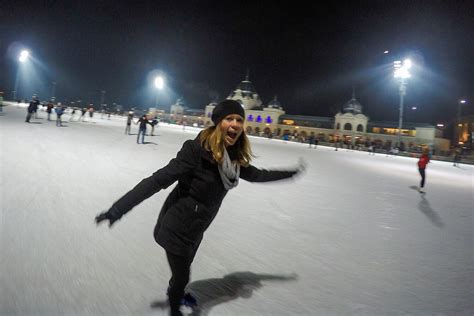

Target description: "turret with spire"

left=227, top=70, right=262, bottom=110
left=343, top=87, right=363, bottom=114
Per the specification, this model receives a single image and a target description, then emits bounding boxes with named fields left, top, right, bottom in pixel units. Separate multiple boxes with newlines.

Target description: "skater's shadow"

left=150, top=271, right=297, bottom=315
left=418, top=194, right=444, bottom=228
left=410, top=186, right=444, bottom=228
left=27, top=121, right=42, bottom=124
left=142, top=141, right=158, bottom=145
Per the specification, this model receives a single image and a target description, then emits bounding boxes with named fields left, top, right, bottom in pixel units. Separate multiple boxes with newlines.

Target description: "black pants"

left=166, top=251, right=192, bottom=316
left=418, top=168, right=426, bottom=188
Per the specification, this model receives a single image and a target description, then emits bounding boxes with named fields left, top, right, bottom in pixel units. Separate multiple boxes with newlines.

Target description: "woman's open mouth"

left=227, top=131, right=238, bottom=139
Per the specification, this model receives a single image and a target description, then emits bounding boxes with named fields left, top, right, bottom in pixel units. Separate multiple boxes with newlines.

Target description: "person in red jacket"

left=417, top=147, right=430, bottom=193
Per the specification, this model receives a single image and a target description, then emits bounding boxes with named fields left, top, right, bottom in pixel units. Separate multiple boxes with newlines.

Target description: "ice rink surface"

left=1, top=105, right=473, bottom=315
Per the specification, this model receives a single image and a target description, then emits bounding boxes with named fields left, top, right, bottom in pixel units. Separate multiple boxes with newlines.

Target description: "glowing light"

left=394, top=59, right=412, bottom=79
left=154, top=76, right=164, bottom=89
left=403, top=59, right=412, bottom=69
left=19, top=50, right=29, bottom=63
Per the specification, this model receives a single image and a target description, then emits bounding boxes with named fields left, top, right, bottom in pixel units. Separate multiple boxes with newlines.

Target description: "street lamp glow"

left=154, top=76, right=164, bottom=90
left=19, top=50, right=29, bottom=63
left=456, top=99, right=468, bottom=144
left=393, top=58, right=413, bottom=147
left=394, top=59, right=412, bottom=79
left=403, top=58, right=412, bottom=69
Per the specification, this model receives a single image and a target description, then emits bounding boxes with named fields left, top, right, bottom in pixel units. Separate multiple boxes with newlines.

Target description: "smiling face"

left=220, top=114, right=244, bottom=147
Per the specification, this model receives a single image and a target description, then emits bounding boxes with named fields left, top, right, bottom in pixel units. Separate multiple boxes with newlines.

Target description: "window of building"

left=344, top=123, right=352, bottom=130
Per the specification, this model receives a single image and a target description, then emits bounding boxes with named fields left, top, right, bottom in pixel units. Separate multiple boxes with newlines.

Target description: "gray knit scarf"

left=217, top=148, right=240, bottom=190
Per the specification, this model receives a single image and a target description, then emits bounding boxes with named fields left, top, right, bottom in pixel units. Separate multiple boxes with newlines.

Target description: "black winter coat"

left=107, top=136, right=298, bottom=257
left=27, top=101, right=39, bottom=113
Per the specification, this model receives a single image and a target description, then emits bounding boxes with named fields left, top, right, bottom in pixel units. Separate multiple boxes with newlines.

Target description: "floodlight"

left=19, top=50, right=29, bottom=63
left=154, top=76, right=164, bottom=90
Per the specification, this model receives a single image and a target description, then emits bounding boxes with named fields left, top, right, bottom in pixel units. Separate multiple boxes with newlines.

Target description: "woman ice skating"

left=417, top=146, right=430, bottom=193
left=95, top=99, right=305, bottom=316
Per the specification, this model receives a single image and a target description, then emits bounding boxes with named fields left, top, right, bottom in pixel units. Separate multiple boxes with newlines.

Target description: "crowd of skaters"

left=24, top=95, right=97, bottom=125
left=21, top=95, right=160, bottom=142
left=13, top=94, right=470, bottom=166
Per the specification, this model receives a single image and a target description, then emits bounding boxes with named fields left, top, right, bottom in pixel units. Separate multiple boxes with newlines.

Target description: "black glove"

left=95, top=210, right=118, bottom=228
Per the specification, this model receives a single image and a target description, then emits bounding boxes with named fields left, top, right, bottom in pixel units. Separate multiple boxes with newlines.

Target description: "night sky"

left=1, top=1, right=473, bottom=124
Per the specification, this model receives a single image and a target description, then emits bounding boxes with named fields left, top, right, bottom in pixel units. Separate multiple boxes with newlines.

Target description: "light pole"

left=51, top=82, right=57, bottom=100
left=15, top=50, right=30, bottom=100
left=154, top=76, right=164, bottom=107
left=456, top=99, right=467, bottom=145
left=393, top=59, right=412, bottom=146
left=100, top=90, right=106, bottom=107
left=100, top=90, right=107, bottom=117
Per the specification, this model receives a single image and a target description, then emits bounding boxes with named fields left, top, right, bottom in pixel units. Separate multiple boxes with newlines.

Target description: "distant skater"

left=0, top=91, right=3, bottom=114
left=95, top=100, right=305, bottom=316
left=88, top=105, right=94, bottom=120
left=69, top=108, right=76, bottom=121
left=368, top=142, right=376, bottom=155
left=136, top=114, right=151, bottom=144
left=46, top=100, right=54, bottom=121
left=80, top=108, right=87, bottom=121
left=55, top=104, right=65, bottom=126
left=453, top=149, right=461, bottom=167
left=417, top=147, right=430, bottom=193
left=25, top=96, right=39, bottom=123
left=308, top=133, right=316, bottom=148
left=150, top=117, right=159, bottom=136
left=125, top=112, right=133, bottom=135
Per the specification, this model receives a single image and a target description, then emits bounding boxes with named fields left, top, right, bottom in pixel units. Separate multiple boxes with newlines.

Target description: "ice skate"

left=181, top=292, right=197, bottom=308
left=167, top=288, right=198, bottom=312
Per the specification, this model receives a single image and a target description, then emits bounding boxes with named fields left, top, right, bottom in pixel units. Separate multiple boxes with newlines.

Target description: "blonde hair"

left=422, top=146, right=430, bottom=154
left=199, top=125, right=254, bottom=166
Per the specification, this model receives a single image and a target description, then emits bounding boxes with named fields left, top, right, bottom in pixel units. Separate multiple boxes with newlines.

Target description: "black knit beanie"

left=211, top=100, right=245, bottom=125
